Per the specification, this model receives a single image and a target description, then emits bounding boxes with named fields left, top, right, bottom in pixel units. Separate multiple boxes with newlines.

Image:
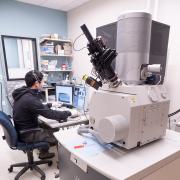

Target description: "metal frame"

left=1, top=35, right=38, bottom=81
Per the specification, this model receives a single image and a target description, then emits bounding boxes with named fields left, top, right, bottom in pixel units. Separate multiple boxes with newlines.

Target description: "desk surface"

left=54, top=129, right=180, bottom=180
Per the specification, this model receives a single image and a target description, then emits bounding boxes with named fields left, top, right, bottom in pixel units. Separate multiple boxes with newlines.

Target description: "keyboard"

left=52, top=106, right=82, bottom=118
left=39, top=114, right=89, bottom=129
left=38, top=104, right=89, bottom=129
left=67, top=114, right=88, bottom=121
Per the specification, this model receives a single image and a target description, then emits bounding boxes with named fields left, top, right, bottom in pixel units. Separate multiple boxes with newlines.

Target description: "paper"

left=66, top=134, right=113, bottom=157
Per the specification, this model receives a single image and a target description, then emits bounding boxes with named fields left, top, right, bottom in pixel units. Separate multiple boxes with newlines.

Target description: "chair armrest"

left=19, top=128, right=43, bottom=135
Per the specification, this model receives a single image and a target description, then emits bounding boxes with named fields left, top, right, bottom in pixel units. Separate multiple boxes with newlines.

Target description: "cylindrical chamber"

left=98, top=115, right=129, bottom=143
left=116, top=12, right=152, bottom=84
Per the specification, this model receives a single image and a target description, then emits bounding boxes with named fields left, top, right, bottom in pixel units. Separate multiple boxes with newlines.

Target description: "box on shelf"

left=63, top=43, right=72, bottom=55
left=55, top=44, right=62, bottom=54
left=40, top=45, right=54, bottom=54
left=64, top=50, right=72, bottom=55
left=50, top=33, right=59, bottom=39
left=48, top=60, right=57, bottom=70
left=41, top=60, right=49, bottom=71
left=58, top=50, right=64, bottom=55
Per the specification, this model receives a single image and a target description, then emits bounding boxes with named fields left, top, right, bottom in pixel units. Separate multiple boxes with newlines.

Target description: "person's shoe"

left=39, top=152, right=55, bottom=159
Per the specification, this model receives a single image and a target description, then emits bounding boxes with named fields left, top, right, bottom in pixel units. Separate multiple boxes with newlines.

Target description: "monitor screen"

left=56, top=85, right=73, bottom=105
left=73, top=86, right=86, bottom=110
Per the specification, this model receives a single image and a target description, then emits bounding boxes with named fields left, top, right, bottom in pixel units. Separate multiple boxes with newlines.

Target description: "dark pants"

left=19, top=128, right=57, bottom=153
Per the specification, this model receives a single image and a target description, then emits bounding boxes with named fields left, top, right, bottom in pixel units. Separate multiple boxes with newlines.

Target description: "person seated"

left=12, top=70, right=71, bottom=159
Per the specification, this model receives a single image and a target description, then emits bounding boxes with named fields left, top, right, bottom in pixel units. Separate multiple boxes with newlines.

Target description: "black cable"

left=0, top=79, right=14, bottom=112
left=3, top=81, right=13, bottom=109
left=168, top=108, right=180, bottom=118
left=6, top=94, right=13, bottom=108
left=72, top=33, right=87, bottom=51
left=82, top=83, right=89, bottom=121
left=0, top=82, right=3, bottom=111
left=168, top=117, right=171, bottom=129
left=168, top=108, right=180, bottom=129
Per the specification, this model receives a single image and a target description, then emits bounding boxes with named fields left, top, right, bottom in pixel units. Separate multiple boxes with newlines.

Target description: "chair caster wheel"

left=48, top=161, right=52, bottom=166
left=55, top=173, right=60, bottom=178
left=8, top=166, right=13, bottom=172
left=41, top=175, right=46, bottom=180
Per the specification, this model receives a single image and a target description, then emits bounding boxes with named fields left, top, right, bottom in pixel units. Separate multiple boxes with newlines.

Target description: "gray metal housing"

left=116, top=12, right=152, bottom=84
left=96, top=12, right=170, bottom=85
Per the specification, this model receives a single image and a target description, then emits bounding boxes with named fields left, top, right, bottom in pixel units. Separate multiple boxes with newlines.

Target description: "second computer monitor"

left=56, top=84, right=87, bottom=110
left=73, top=85, right=86, bottom=110
left=56, top=85, right=73, bottom=105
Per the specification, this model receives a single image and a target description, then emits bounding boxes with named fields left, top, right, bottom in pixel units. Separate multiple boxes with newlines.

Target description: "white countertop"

left=54, top=129, right=180, bottom=180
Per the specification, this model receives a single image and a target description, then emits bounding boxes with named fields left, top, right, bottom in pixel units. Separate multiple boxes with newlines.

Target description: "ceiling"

left=16, top=0, right=91, bottom=11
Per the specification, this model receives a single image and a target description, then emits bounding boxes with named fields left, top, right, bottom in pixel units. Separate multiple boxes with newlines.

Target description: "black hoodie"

left=12, top=86, right=71, bottom=132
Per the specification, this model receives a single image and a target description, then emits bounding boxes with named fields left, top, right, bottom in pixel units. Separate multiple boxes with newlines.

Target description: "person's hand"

left=64, top=110, right=72, bottom=117
left=70, top=109, right=80, bottom=118
left=46, top=103, right=52, bottom=108
left=57, top=111, right=71, bottom=123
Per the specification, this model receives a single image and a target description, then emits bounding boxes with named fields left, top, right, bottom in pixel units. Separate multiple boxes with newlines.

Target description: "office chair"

left=0, top=111, right=53, bottom=180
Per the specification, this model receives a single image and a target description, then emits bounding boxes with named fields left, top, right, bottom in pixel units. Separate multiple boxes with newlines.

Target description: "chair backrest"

left=6, top=81, right=25, bottom=107
left=0, top=111, right=18, bottom=148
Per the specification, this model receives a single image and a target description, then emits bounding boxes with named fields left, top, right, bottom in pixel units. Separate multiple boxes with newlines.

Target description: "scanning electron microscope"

left=79, top=12, right=170, bottom=149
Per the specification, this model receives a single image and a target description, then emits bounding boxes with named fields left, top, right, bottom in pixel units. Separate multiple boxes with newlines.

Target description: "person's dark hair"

left=25, top=70, right=43, bottom=87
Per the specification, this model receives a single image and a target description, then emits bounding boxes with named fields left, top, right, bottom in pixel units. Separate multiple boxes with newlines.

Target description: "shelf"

left=40, top=37, right=73, bottom=80
left=40, top=38, right=71, bottom=44
left=40, top=54, right=72, bottom=57
left=42, top=70, right=72, bottom=72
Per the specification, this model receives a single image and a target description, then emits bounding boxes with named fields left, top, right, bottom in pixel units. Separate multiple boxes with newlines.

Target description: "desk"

left=54, top=129, right=180, bottom=180
left=38, top=114, right=89, bottom=129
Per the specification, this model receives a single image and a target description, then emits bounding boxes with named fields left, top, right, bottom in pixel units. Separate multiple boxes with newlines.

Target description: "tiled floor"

left=0, top=128, right=59, bottom=180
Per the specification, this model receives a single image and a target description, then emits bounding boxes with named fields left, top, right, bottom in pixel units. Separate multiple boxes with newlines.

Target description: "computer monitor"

left=56, top=85, right=73, bottom=105
left=73, top=85, right=87, bottom=110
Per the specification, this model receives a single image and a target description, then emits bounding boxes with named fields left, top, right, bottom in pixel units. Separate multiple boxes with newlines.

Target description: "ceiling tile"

left=17, top=0, right=47, bottom=6
left=61, top=0, right=90, bottom=11
left=16, top=0, right=91, bottom=11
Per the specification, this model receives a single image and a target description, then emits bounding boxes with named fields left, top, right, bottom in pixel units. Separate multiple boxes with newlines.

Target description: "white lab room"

left=1, top=0, right=180, bottom=179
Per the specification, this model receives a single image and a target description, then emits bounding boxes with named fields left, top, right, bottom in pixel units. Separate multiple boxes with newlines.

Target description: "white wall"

left=68, top=0, right=150, bottom=78
left=68, top=0, right=149, bottom=97
left=156, top=0, right=180, bottom=115
left=68, top=0, right=180, bottom=115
